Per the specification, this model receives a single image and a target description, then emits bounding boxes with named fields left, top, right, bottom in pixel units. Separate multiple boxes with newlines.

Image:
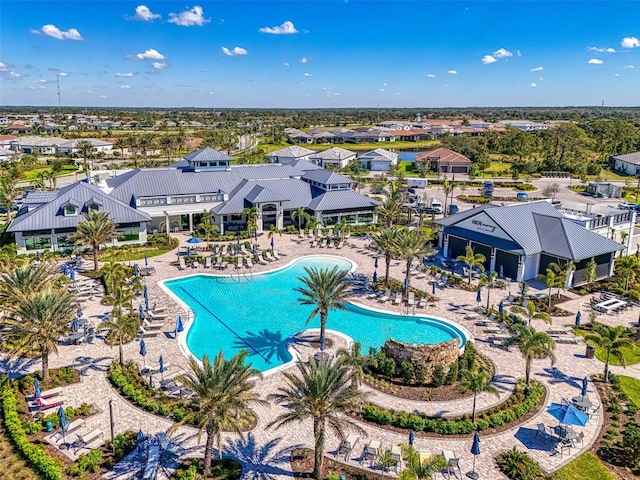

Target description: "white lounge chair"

left=417, top=298, right=427, bottom=308
left=236, top=257, right=243, bottom=269
left=264, top=251, right=275, bottom=262
left=257, top=254, right=268, bottom=265
left=319, top=238, right=327, bottom=248
left=246, top=256, right=253, bottom=268
left=272, top=250, right=281, bottom=260
left=392, top=292, right=403, bottom=305
left=378, top=289, right=391, bottom=302
left=310, top=240, right=318, bottom=248
left=406, top=292, right=415, bottom=307
left=138, top=326, right=160, bottom=338
left=221, top=245, right=228, bottom=256
left=178, top=257, right=186, bottom=270
left=204, top=257, right=212, bottom=268
left=74, top=428, right=103, bottom=453
left=143, top=318, right=164, bottom=330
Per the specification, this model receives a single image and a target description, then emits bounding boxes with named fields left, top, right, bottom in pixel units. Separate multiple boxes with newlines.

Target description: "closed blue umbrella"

left=404, top=277, right=409, bottom=291
left=174, top=315, right=184, bottom=336
left=252, top=244, right=256, bottom=255
left=34, top=378, right=41, bottom=399
left=213, top=245, right=218, bottom=255
left=237, top=233, right=240, bottom=245
left=69, top=265, right=75, bottom=282
left=374, top=256, right=378, bottom=269
left=476, top=289, right=482, bottom=304
left=520, top=282, right=527, bottom=296
left=270, top=236, right=275, bottom=249
left=63, top=263, right=69, bottom=276
left=137, top=430, right=145, bottom=454
left=372, top=271, right=378, bottom=283
left=432, top=281, right=436, bottom=295
left=35, top=251, right=40, bottom=262
left=409, top=430, right=415, bottom=447
left=139, top=339, right=147, bottom=357
left=468, top=432, right=481, bottom=479
left=159, top=355, right=165, bottom=380
left=547, top=403, right=589, bottom=426
left=143, top=285, right=149, bottom=311
left=71, top=318, right=79, bottom=332
left=139, top=304, right=144, bottom=321
left=144, top=254, right=148, bottom=267
left=255, top=230, right=258, bottom=241
left=57, top=406, right=68, bottom=445
left=133, top=264, right=140, bottom=277
left=581, top=377, right=589, bottom=397
left=499, top=300, right=504, bottom=316
left=575, top=311, right=582, bottom=326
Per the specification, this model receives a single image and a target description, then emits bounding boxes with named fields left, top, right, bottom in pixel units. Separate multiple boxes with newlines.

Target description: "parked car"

left=407, top=188, right=417, bottom=194
left=619, top=201, right=637, bottom=210
left=431, top=200, right=443, bottom=214
left=448, top=204, right=460, bottom=215
left=517, top=192, right=530, bottom=201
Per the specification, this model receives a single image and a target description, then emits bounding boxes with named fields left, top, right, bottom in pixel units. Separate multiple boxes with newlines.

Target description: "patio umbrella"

left=582, top=377, right=589, bottom=397
left=186, top=236, right=202, bottom=244
left=34, top=378, right=41, bottom=399
left=174, top=315, right=184, bottom=336
left=71, top=318, right=79, bottom=332
left=139, top=339, right=147, bottom=367
left=270, top=237, right=274, bottom=249
left=143, top=285, right=149, bottom=311
left=139, top=304, right=145, bottom=321
left=252, top=244, right=256, bottom=255
left=467, top=432, right=481, bottom=479
left=213, top=245, right=218, bottom=255
left=499, top=264, right=504, bottom=278
left=159, top=355, right=165, bottom=380
left=35, top=251, right=40, bottom=262
left=231, top=245, right=236, bottom=256
left=547, top=403, right=589, bottom=427
left=404, top=277, right=409, bottom=291
left=374, top=256, right=378, bottom=269
left=432, top=281, right=436, bottom=295
left=373, top=271, right=378, bottom=283
left=144, top=254, right=148, bottom=267
left=133, top=264, right=140, bottom=277
left=255, top=230, right=258, bottom=241
left=57, top=406, right=68, bottom=445
left=237, top=233, right=240, bottom=245
left=499, top=300, right=504, bottom=316
left=520, top=282, right=527, bottom=296
left=408, top=430, right=415, bottom=447
left=476, top=289, right=482, bottom=304
left=575, top=311, right=582, bottom=326
left=63, top=263, right=69, bottom=276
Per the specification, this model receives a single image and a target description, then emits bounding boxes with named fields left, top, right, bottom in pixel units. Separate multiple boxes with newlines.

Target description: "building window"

left=140, top=197, right=167, bottom=207
left=358, top=213, right=374, bottom=223
left=116, top=228, right=139, bottom=242
left=230, top=214, right=242, bottom=221
left=25, top=236, right=51, bottom=250
left=170, top=196, right=196, bottom=205
left=64, top=205, right=77, bottom=216
left=200, top=194, right=223, bottom=202
left=56, top=235, right=74, bottom=248
left=88, top=204, right=100, bottom=212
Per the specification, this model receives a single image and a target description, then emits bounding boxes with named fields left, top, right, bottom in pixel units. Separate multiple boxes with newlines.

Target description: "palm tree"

left=241, top=206, right=259, bottom=237
left=114, top=137, right=128, bottom=160
left=72, top=210, right=116, bottom=270
left=504, top=324, right=556, bottom=385
left=2, top=290, right=77, bottom=382
left=98, top=313, right=139, bottom=364
left=458, top=368, right=499, bottom=422
left=268, top=357, right=368, bottom=479
left=371, top=228, right=400, bottom=281
left=170, top=351, right=264, bottom=476
left=394, top=228, right=429, bottom=296
left=101, top=261, right=130, bottom=295
left=441, top=178, right=455, bottom=218
left=336, top=341, right=367, bottom=389
left=377, top=195, right=404, bottom=228
left=307, top=217, right=321, bottom=240
left=136, top=133, right=156, bottom=164
left=615, top=255, right=640, bottom=291
left=536, top=263, right=564, bottom=310
left=76, top=140, right=94, bottom=170
left=585, top=323, right=633, bottom=382
left=295, top=266, right=349, bottom=351
left=0, top=262, right=60, bottom=310
left=399, top=445, right=447, bottom=480
left=456, top=246, right=486, bottom=284
left=510, top=301, right=551, bottom=328
left=103, top=285, right=136, bottom=320
left=0, top=175, right=18, bottom=226
left=478, top=270, right=498, bottom=311
left=268, top=224, right=282, bottom=242
left=291, top=206, right=310, bottom=232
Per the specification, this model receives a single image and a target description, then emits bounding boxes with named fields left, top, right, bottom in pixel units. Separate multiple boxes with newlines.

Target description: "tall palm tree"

left=268, top=357, right=368, bottom=479
left=114, top=137, right=128, bottom=160
left=504, top=324, right=556, bottom=385
left=268, top=224, right=282, bottom=241
left=585, top=323, right=633, bottom=382
left=371, top=228, right=400, bottom=281
left=336, top=341, right=367, bottom=389
left=394, top=228, right=429, bottom=295
left=2, top=290, right=77, bottom=382
left=478, top=270, right=498, bottom=311
left=399, top=445, right=447, bottom=480
left=615, top=255, right=640, bottom=291
left=377, top=195, right=403, bottom=228
left=510, top=301, right=551, bottom=328
left=0, top=174, right=18, bottom=226
left=441, top=178, right=455, bottom=218
left=103, top=285, right=136, bottom=320
left=72, top=210, right=116, bottom=270
left=101, top=261, right=130, bottom=295
left=458, top=368, right=499, bottom=422
left=170, top=351, right=264, bottom=476
left=307, top=217, right=321, bottom=240
left=0, top=262, right=59, bottom=310
left=456, top=246, right=486, bottom=284
left=241, top=206, right=260, bottom=237
left=295, top=266, right=349, bottom=351
left=537, top=263, right=564, bottom=310
left=291, top=206, right=310, bottom=232
left=98, top=313, right=139, bottom=364
left=76, top=140, right=94, bottom=170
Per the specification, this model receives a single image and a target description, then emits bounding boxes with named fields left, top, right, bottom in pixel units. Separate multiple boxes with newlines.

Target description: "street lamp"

left=109, top=398, right=116, bottom=453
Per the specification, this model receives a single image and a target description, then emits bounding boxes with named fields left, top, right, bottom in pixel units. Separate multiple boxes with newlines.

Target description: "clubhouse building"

left=436, top=201, right=625, bottom=287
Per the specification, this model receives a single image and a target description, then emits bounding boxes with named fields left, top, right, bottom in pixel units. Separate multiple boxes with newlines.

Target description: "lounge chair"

left=54, top=418, right=86, bottom=441
left=214, top=257, right=222, bottom=268
left=74, top=428, right=103, bottom=453
left=221, top=246, right=228, bottom=256
left=310, top=240, right=318, bottom=248
left=37, top=395, right=67, bottom=410
left=406, top=292, right=415, bottom=307
left=143, top=319, right=164, bottom=330
left=204, top=257, right=212, bottom=268
left=319, top=238, right=327, bottom=248
left=236, top=257, right=243, bottom=269
left=328, top=239, right=335, bottom=248
left=417, top=298, right=427, bottom=308
left=552, top=334, right=580, bottom=344
left=240, top=245, right=249, bottom=256
left=392, top=292, right=403, bottom=305
left=272, top=250, right=281, bottom=260
left=139, top=326, right=160, bottom=338
left=547, top=326, right=570, bottom=334
left=39, top=387, right=63, bottom=399
left=263, top=251, right=274, bottom=262
left=367, top=290, right=383, bottom=300
left=147, top=310, right=167, bottom=320
left=307, top=229, right=314, bottom=239
left=257, top=254, right=268, bottom=265
left=336, top=239, right=344, bottom=249
left=178, top=257, right=186, bottom=270
left=361, top=439, right=380, bottom=466
left=378, top=289, right=391, bottom=302
left=246, top=256, right=253, bottom=268
left=192, top=261, right=200, bottom=269
left=299, top=229, right=305, bottom=238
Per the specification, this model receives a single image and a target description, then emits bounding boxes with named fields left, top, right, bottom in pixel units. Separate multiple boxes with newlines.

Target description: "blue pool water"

left=164, top=256, right=467, bottom=372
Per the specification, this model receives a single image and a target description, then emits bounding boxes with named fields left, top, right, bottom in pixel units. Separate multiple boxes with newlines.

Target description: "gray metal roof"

left=358, top=148, right=398, bottom=161
left=289, top=159, right=322, bottom=171
left=612, top=151, right=640, bottom=166
left=266, top=146, right=317, bottom=158
left=244, top=184, right=289, bottom=204
left=213, top=178, right=313, bottom=214
left=307, top=189, right=380, bottom=211
left=301, top=169, right=353, bottom=185
left=183, top=147, right=233, bottom=162
left=8, top=182, right=150, bottom=233
left=310, top=147, right=356, bottom=161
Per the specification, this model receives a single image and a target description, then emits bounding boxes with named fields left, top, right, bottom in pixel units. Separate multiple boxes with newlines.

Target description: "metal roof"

left=310, top=147, right=356, bottom=161
left=612, top=151, right=640, bottom=166
left=301, top=169, right=353, bottom=185
left=358, top=148, right=398, bottom=161
left=8, top=182, right=150, bottom=233
left=183, top=147, right=233, bottom=162
left=244, top=184, right=289, bottom=204
left=445, top=226, right=524, bottom=255
left=266, top=145, right=317, bottom=158
left=213, top=178, right=313, bottom=214
left=307, top=189, right=380, bottom=211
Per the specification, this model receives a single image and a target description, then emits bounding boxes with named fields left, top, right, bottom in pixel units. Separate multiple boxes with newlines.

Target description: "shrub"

left=173, top=462, right=198, bottom=480
left=431, top=365, right=445, bottom=387
left=445, top=363, right=458, bottom=385
left=622, top=424, right=640, bottom=466
left=399, top=362, right=414, bottom=384
left=67, top=450, right=103, bottom=476
left=414, top=363, right=427, bottom=385
left=496, top=448, right=544, bottom=480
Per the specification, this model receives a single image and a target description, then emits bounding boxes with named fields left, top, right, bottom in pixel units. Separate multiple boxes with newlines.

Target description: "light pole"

left=109, top=398, right=116, bottom=453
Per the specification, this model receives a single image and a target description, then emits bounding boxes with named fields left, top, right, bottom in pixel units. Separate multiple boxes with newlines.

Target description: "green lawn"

left=555, top=452, right=616, bottom=480
left=256, top=139, right=440, bottom=155
left=573, top=328, right=640, bottom=366
left=617, top=375, right=640, bottom=407
left=100, top=247, right=175, bottom=263
left=21, top=165, right=78, bottom=181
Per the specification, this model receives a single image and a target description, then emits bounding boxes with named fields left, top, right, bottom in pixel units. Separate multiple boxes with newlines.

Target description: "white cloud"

left=33, top=24, right=83, bottom=41
left=303, top=72, right=312, bottom=77
left=299, top=57, right=309, bottom=64
left=130, top=5, right=161, bottom=21
left=120, top=84, right=132, bottom=89
left=493, top=48, right=513, bottom=59
left=530, top=82, right=537, bottom=88
left=481, top=55, right=497, bottom=65
left=615, top=73, right=620, bottom=76
left=168, top=6, right=209, bottom=27
left=588, top=46, right=616, bottom=53
left=588, top=58, right=604, bottom=65
left=621, top=36, right=640, bottom=49
left=100, top=95, right=106, bottom=98
left=115, top=72, right=134, bottom=77
left=152, top=61, right=168, bottom=69
left=282, top=62, right=290, bottom=67
left=221, top=46, right=248, bottom=56
left=426, top=73, right=436, bottom=78
left=30, top=85, right=45, bottom=89
left=126, top=48, right=165, bottom=60
left=379, top=88, right=385, bottom=92
left=38, top=79, right=47, bottom=83
left=531, top=66, right=543, bottom=72
left=624, top=64, right=635, bottom=69
left=259, top=20, right=298, bottom=34
left=448, top=70, right=457, bottom=75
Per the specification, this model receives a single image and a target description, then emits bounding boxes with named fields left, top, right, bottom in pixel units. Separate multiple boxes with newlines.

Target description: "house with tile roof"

left=309, top=147, right=357, bottom=169
left=415, top=147, right=472, bottom=174
left=358, top=148, right=398, bottom=172
left=436, top=201, right=624, bottom=286
left=8, top=182, right=151, bottom=253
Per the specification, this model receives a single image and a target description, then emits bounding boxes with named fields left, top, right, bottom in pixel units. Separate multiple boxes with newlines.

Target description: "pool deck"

left=5, top=232, right=639, bottom=479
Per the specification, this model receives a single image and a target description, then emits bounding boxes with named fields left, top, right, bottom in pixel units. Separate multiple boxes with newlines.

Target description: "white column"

left=188, top=213, right=193, bottom=233
left=489, top=248, right=496, bottom=273
left=517, top=257, right=526, bottom=282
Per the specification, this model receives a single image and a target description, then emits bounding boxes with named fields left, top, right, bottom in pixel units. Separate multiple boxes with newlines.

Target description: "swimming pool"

left=162, top=256, right=469, bottom=373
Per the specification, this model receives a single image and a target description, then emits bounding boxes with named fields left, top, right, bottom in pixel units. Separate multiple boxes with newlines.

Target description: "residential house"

left=309, top=147, right=357, bottom=169
left=266, top=145, right=317, bottom=164
left=415, top=147, right=471, bottom=174
left=610, top=151, right=640, bottom=176
left=358, top=148, right=398, bottom=172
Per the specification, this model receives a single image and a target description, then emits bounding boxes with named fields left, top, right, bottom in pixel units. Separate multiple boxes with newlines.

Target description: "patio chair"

left=37, top=395, right=67, bottom=410
left=143, top=318, right=164, bottom=330
left=272, top=250, right=281, bottom=260
left=552, top=334, right=580, bottom=344
left=536, top=423, right=552, bottom=444
left=406, top=292, right=415, bottom=307
left=236, top=257, right=243, bottom=269
left=39, top=387, right=63, bottom=399
left=265, top=251, right=275, bottom=262
left=221, top=246, right=228, bottom=256
left=559, top=439, right=572, bottom=458
left=392, top=292, right=403, bottom=305
left=378, top=289, right=391, bottom=302
left=54, top=418, right=86, bottom=441
left=138, top=326, right=160, bottom=338
left=178, top=257, right=186, bottom=270
left=299, top=229, right=305, bottom=238
left=246, top=256, right=253, bottom=268
left=310, top=240, right=318, bottom=248
left=240, top=245, right=249, bottom=256
left=214, top=257, right=223, bottom=268
left=336, top=434, right=358, bottom=460
left=590, top=404, right=601, bottom=418
left=257, top=254, right=268, bottom=265
left=336, top=239, right=345, bottom=249
left=319, top=238, right=327, bottom=248
left=361, top=439, right=380, bottom=466
left=73, top=428, right=103, bottom=453
left=204, top=257, right=212, bottom=268
left=417, top=298, right=427, bottom=308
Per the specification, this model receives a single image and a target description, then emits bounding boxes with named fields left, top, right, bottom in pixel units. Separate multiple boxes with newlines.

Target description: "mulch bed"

left=291, top=448, right=376, bottom=480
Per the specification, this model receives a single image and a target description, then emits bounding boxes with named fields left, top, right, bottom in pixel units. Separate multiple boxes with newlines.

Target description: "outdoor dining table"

left=571, top=395, right=594, bottom=411
left=554, top=425, right=578, bottom=442
left=595, top=298, right=627, bottom=313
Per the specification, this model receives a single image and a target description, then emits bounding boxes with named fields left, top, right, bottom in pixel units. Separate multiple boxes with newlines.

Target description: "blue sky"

left=1, top=1, right=639, bottom=108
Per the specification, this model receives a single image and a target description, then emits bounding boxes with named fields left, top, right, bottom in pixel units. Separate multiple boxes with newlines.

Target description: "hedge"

left=1, top=386, right=64, bottom=480
left=361, top=381, right=544, bottom=435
